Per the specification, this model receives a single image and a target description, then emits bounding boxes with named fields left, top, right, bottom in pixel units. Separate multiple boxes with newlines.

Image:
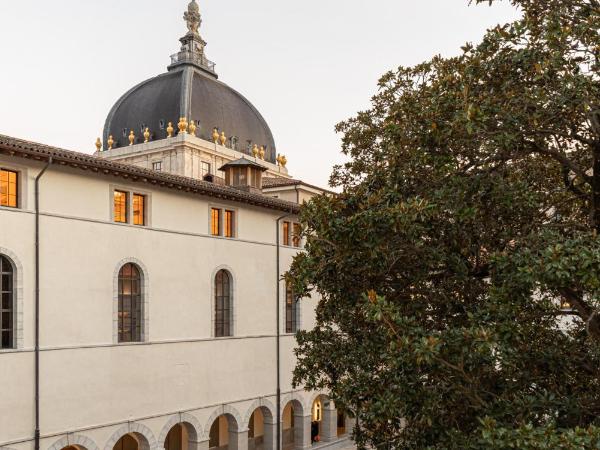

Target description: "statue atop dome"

left=170, top=0, right=215, bottom=74
left=184, top=0, right=201, bottom=35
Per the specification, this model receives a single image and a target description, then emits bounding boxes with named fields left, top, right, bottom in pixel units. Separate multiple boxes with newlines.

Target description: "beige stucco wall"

left=0, top=157, right=326, bottom=449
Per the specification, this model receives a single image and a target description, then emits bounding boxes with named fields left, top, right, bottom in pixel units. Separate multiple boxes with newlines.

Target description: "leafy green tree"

left=289, top=0, right=600, bottom=448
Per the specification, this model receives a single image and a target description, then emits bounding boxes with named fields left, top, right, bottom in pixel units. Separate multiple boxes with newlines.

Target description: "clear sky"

left=0, top=1, right=520, bottom=188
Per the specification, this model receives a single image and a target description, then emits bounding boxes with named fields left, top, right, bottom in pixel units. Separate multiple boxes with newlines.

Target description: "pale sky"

left=0, top=1, right=520, bottom=188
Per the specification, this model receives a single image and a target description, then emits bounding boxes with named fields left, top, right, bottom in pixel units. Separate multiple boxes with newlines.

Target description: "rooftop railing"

left=170, top=51, right=216, bottom=73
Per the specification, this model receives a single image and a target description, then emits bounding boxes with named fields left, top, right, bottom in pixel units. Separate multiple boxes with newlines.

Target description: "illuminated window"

left=224, top=210, right=235, bottom=238
left=0, top=255, right=14, bottom=349
left=313, top=399, right=322, bottom=422
left=282, top=221, right=290, bottom=246
left=118, top=263, right=142, bottom=343
left=133, top=194, right=145, bottom=226
left=0, top=169, right=18, bottom=208
left=286, top=282, right=299, bottom=334
left=292, top=223, right=302, bottom=248
left=114, top=191, right=128, bottom=223
left=211, top=208, right=221, bottom=236
left=215, top=270, right=232, bottom=337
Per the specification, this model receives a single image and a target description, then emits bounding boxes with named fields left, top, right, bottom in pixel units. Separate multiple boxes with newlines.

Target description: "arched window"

left=215, top=270, right=232, bottom=337
left=285, top=282, right=299, bottom=334
left=0, top=255, right=14, bottom=349
left=118, top=263, right=142, bottom=343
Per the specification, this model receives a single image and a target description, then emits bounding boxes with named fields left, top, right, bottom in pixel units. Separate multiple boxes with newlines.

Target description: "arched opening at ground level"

left=209, top=414, right=243, bottom=450
left=282, top=399, right=308, bottom=450
left=164, top=422, right=202, bottom=450
left=311, top=395, right=349, bottom=445
left=248, top=406, right=275, bottom=450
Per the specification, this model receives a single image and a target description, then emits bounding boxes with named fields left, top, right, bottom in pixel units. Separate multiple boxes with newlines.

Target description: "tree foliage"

left=289, top=0, right=600, bottom=448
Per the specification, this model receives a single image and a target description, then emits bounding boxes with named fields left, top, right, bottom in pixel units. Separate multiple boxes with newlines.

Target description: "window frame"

left=285, top=281, right=300, bottom=334
left=0, top=168, right=19, bottom=209
left=117, top=263, right=143, bottom=344
left=211, top=207, right=222, bottom=236
left=151, top=161, right=163, bottom=172
left=282, top=221, right=291, bottom=246
left=110, top=186, right=151, bottom=227
left=282, top=221, right=303, bottom=248
left=214, top=269, right=233, bottom=338
left=113, top=190, right=129, bottom=224
left=292, top=223, right=302, bottom=248
left=224, top=210, right=235, bottom=238
left=209, top=205, right=237, bottom=239
left=201, top=161, right=211, bottom=179
left=0, top=255, right=15, bottom=349
left=132, top=193, right=146, bottom=226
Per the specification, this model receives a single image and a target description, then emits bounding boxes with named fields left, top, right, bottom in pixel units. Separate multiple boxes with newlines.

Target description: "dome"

left=102, top=0, right=277, bottom=163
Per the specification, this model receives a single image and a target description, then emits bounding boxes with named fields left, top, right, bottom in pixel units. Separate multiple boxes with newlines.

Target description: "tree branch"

left=559, top=287, right=600, bottom=341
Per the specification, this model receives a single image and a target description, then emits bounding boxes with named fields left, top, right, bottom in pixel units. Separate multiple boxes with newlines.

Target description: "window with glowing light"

left=133, top=194, right=145, bottom=226
left=0, top=169, right=18, bottom=208
left=114, top=190, right=128, bottom=223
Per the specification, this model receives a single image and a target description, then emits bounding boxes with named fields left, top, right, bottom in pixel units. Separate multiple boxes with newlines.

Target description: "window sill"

left=211, top=234, right=237, bottom=240
left=116, top=341, right=148, bottom=346
left=0, top=347, right=22, bottom=354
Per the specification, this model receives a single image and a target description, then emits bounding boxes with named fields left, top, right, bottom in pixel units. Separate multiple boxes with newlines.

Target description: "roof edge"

left=0, top=134, right=300, bottom=214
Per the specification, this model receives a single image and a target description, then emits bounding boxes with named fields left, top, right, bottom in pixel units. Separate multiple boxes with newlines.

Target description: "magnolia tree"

left=289, top=0, right=600, bottom=448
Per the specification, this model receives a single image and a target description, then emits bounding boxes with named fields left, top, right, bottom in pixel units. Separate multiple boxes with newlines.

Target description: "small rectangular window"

left=211, top=208, right=221, bottom=236
left=292, top=223, right=302, bottom=248
left=0, top=169, right=18, bottom=208
left=286, top=282, right=299, bottom=334
left=224, top=210, right=235, bottom=238
left=114, top=190, right=128, bottom=223
left=201, top=162, right=211, bottom=178
left=282, top=221, right=290, bottom=246
left=133, top=194, right=145, bottom=226
left=152, top=161, right=162, bottom=172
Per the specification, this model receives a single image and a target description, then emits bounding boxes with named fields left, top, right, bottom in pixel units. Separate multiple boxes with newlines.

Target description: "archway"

left=160, top=417, right=202, bottom=450
left=208, top=414, right=239, bottom=450
left=248, top=406, right=274, bottom=450
left=112, top=434, right=148, bottom=450
left=49, top=433, right=101, bottom=450
left=164, top=424, right=188, bottom=450
left=282, top=399, right=306, bottom=450
left=311, top=395, right=337, bottom=444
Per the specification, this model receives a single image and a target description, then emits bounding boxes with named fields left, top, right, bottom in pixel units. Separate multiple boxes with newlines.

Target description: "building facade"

left=0, top=3, right=349, bottom=450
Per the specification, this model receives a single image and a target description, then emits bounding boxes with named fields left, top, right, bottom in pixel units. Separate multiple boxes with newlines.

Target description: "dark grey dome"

left=103, top=66, right=277, bottom=163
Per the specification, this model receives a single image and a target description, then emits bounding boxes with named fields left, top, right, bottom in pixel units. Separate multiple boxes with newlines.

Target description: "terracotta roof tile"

left=0, top=134, right=299, bottom=214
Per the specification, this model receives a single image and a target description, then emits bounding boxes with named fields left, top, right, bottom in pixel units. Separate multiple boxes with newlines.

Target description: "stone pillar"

left=321, top=401, right=338, bottom=442
left=229, top=430, right=249, bottom=450
left=345, top=416, right=357, bottom=435
left=263, top=417, right=277, bottom=450
left=293, top=414, right=312, bottom=450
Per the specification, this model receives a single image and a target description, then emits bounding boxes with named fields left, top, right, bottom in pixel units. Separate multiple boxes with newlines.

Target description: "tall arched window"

left=118, top=263, right=142, bottom=343
left=285, top=282, right=299, bottom=334
left=0, top=255, right=14, bottom=349
left=215, top=270, right=232, bottom=337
